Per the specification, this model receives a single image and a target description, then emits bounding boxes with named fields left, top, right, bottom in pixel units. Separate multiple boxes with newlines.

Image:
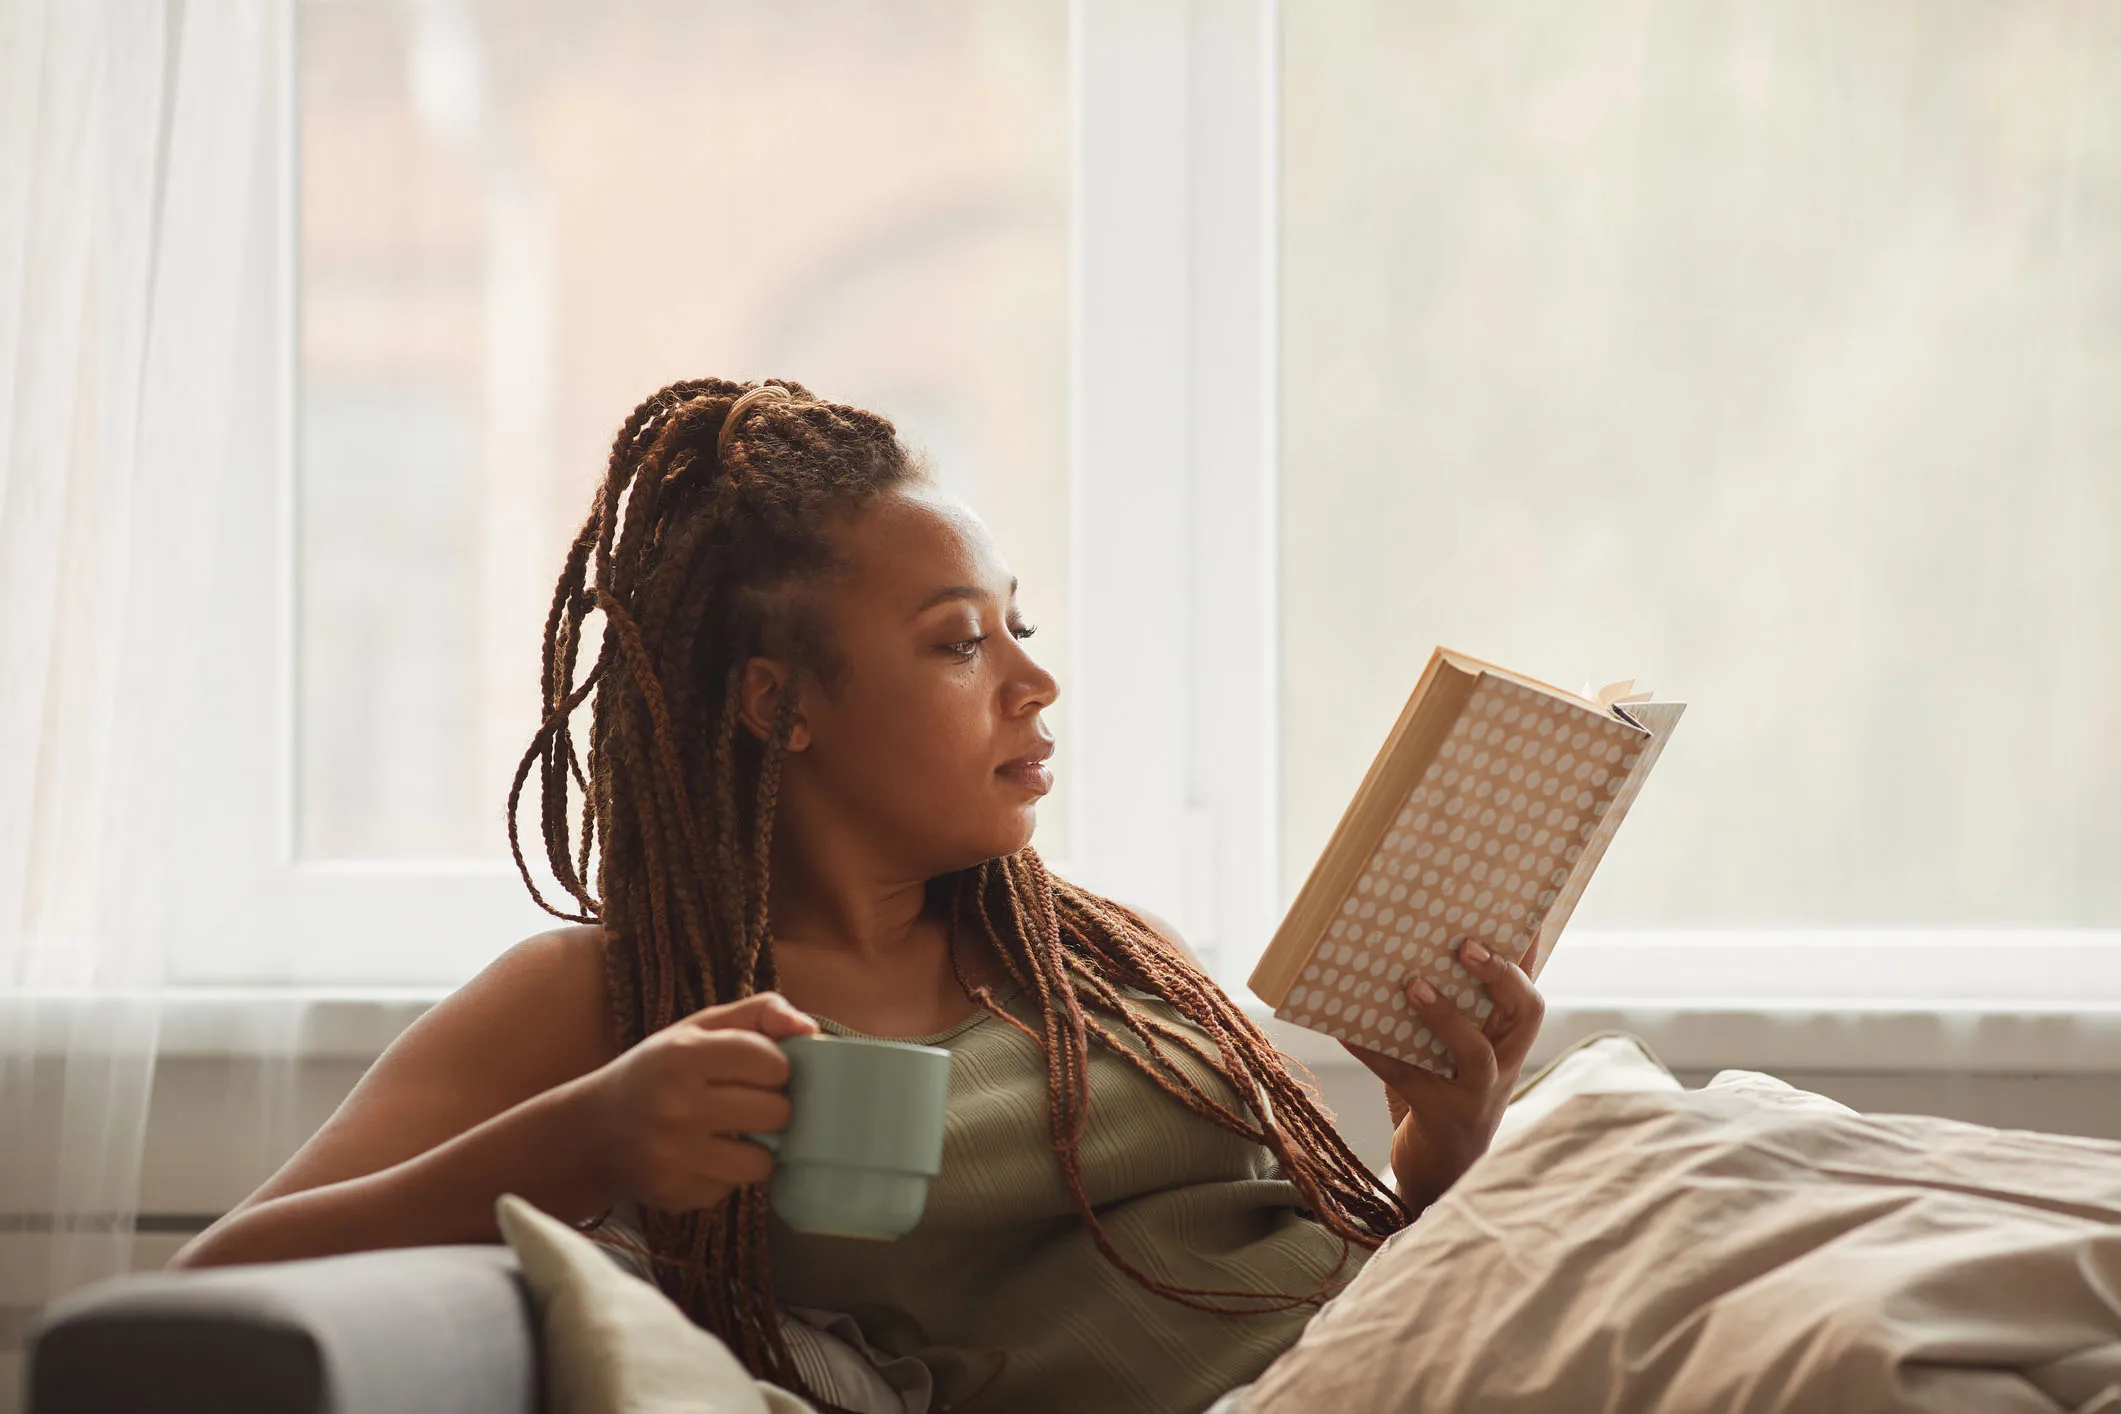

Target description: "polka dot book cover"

left=1248, top=647, right=1686, bottom=1079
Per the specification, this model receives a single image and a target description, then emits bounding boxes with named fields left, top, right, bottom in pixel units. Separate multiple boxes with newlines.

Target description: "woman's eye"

left=943, top=622, right=1037, bottom=659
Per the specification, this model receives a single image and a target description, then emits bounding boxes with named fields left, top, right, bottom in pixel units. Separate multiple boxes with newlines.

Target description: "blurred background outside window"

left=298, top=0, right=1072, bottom=868
left=297, top=0, right=2118, bottom=984
left=1281, top=1, right=2120, bottom=935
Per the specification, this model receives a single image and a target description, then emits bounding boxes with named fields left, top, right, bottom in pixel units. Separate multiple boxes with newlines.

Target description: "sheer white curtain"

left=1, top=0, right=281, bottom=1401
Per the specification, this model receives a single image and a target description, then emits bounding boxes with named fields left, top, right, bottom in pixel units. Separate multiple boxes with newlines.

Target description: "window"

left=181, top=0, right=1077, bottom=985
left=1279, top=4, right=2121, bottom=949
left=198, top=1, right=2115, bottom=1004
left=297, top=0, right=1073, bottom=864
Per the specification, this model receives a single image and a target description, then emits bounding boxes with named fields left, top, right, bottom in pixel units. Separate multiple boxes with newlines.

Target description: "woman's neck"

left=764, top=826, right=935, bottom=961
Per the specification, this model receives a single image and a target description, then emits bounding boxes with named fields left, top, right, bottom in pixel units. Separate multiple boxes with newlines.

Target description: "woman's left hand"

left=1338, top=937, right=1547, bottom=1210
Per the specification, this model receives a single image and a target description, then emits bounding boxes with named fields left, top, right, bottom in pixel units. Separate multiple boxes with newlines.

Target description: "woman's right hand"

left=584, top=990, right=820, bottom=1214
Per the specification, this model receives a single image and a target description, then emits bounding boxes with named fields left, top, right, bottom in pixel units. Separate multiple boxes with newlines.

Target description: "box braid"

left=506, top=377, right=1414, bottom=1410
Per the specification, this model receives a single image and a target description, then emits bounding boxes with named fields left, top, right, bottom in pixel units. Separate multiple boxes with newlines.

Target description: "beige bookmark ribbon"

left=1580, top=677, right=1655, bottom=710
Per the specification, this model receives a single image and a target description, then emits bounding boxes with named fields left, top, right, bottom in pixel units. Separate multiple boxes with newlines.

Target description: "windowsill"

left=11, top=991, right=2121, bottom=1075
left=9, top=931, right=2117, bottom=1067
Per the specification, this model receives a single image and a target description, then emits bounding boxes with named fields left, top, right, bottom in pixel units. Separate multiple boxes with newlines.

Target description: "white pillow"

left=496, top=1193, right=921, bottom=1414
left=1490, top=1029, right=1683, bottom=1151
left=1699, top=1065, right=1858, bottom=1114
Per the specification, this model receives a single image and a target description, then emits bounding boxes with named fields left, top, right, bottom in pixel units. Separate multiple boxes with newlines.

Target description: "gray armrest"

left=26, top=1243, right=541, bottom=1414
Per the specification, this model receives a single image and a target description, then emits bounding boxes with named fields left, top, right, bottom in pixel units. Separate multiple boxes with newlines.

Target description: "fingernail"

left=1463, top=939, right=1490, bottom=965
left=1409, top=978, right=1438, bottom=1005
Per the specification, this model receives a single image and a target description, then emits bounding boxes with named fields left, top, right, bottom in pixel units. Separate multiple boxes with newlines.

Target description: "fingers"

left=681, top=990, right=820, bottom=1038
left=1403, top=973, right=1499, bottom=1092
left=630, top=1129, right=784, bottom=1213
left=698, top=1082, right=793, bottom=1137
left=1456, top=938, right=1547, bottom=1072
left=695, top=1134, right=776, bottom=1190
left=667, top=1026, right=799, bottom=1088
left=754, top=995, right=822, bottom=1039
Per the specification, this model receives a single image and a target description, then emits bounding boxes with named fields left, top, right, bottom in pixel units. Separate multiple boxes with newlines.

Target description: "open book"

left=1248, top=647, right=1685, bottom=1078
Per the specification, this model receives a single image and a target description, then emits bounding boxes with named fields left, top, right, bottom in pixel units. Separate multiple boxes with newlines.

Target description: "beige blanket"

left=1247, top=1072, right=2121, bottom=1413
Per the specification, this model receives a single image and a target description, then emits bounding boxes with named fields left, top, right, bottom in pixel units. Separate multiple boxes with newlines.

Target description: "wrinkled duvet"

left=1246, top=1071, right=2121, bottom=1413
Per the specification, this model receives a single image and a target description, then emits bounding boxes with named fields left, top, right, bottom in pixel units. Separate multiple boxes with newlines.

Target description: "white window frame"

left=174, top=0, right=560, bottom=987
left=1062, top=0, right=2121, bottom=1025
left=181, top=0, right=2120, bottom=1049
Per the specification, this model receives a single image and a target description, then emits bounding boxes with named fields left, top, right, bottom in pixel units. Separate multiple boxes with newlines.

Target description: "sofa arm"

left=26, top=1243, right=541, bottom=1414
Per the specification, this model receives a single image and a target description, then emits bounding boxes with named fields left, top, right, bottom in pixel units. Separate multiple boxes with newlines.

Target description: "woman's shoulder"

left=207, top=923, right=620, bottom=1226
left=449, top=922, right=621, bottom=1073
left=1110, top=898, right=1208, bottom=972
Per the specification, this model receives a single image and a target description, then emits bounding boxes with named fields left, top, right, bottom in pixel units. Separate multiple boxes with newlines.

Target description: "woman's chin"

left=971, top=805, right=1040, bottom=863
left=1000, top=810, right=1040, bottom=857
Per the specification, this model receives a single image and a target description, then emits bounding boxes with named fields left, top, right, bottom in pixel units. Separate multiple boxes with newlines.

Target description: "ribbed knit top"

left=768, top=980, right=1374, bottom=1414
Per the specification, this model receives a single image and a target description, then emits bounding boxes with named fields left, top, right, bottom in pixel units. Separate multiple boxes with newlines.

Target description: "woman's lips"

left=996, top=760, right=1054, bottom=794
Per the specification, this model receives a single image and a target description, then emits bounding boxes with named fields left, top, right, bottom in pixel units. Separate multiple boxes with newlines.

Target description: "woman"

left=170, top=378, right=1548, bottom=1413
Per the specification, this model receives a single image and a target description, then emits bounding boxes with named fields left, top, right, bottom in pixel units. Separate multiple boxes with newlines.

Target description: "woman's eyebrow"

left=906, top=575, right=1019, bottom=621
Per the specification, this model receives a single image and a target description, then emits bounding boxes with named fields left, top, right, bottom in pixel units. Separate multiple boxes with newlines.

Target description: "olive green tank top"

left=769, top=981, right=1374, bottom=1414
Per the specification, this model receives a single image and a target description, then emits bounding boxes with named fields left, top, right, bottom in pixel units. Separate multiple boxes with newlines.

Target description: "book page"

left=1271, top=673, right=1647, bottom=1078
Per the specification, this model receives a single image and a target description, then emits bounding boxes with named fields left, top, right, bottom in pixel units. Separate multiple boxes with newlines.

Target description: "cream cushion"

left=1490, top=1027, right=1685, bottom=1150
left=1248, top=1070, right=2121, bottom=1413
left=496, top=1193, right=918, bottom=1414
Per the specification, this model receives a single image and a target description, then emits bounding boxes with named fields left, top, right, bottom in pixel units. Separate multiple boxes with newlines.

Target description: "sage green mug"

left=744, top=1033, right=952, bottom=1240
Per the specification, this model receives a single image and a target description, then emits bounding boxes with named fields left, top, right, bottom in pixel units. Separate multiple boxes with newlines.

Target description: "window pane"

left=300, top=0, right=1070, bottom=860
left=1281, top=3, right=2121, bottom=927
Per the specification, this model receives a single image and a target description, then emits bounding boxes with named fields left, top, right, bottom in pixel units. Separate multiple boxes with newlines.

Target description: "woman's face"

left=743, top=483, right=1059, bottom=876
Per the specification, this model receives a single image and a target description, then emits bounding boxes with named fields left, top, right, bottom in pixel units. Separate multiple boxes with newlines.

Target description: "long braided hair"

left=507, top=376, right=1413, bottom=1410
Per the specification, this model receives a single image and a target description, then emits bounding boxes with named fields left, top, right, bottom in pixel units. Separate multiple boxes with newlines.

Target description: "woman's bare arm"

left=167, top=925, right=620, bottom=1269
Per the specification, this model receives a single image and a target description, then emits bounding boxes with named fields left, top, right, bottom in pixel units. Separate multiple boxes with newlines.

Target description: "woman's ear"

left=738, top=657, right=810, bottom=751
